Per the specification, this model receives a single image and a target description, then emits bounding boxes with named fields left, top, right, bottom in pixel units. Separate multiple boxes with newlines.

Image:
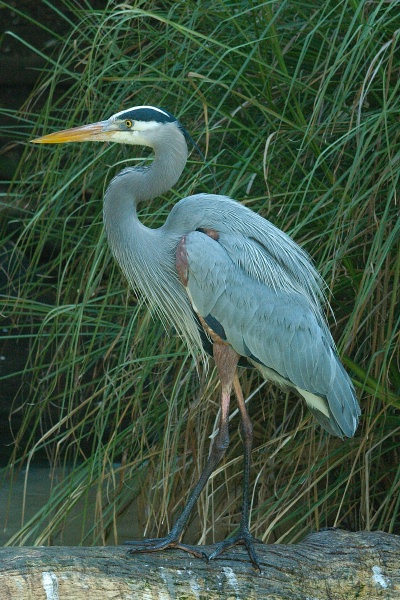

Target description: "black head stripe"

left=117, top=106, right=177, bottom=124
left=124, top=106, right=195, bottom=146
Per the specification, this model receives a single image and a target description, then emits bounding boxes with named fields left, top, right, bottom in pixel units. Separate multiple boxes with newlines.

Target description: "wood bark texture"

left=0, top=529, right=399, bottom=599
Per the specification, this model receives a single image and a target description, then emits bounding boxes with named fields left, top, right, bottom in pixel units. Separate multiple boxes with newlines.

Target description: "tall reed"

left=1, top=0, right=398, bottom=546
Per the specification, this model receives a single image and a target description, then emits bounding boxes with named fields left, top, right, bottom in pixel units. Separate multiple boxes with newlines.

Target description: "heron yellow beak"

left=31, top=121, right=113, bottom=144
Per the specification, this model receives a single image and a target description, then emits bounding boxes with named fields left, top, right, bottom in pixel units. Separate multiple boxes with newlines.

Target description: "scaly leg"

left=126, top=343, right=239, bottom=558
left=207, top=372, right=262, bottom=571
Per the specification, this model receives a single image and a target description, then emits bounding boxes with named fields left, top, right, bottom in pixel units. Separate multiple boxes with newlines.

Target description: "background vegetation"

left=0, top=0, right=399, bottom=549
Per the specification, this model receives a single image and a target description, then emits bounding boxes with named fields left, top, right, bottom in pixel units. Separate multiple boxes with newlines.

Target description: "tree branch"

left=1, top=530, right=399, bottom=599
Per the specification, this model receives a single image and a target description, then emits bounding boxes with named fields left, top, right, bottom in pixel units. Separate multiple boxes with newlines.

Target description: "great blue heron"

left=33, top=105, right=360, bottom=570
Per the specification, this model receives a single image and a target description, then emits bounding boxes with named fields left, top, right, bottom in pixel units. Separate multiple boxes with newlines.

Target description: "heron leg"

left=126, top=342, right=239, bottom=559
left=207, top=373, right=262, bottom=571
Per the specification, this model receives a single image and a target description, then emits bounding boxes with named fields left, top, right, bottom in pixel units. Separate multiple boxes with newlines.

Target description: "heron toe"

left=125, top=536, right=206, bottom=559
left=208, top=528, right=262, bottom=572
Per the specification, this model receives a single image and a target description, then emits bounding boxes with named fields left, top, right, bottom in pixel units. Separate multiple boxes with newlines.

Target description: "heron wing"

left=182, top=230, right=359, bottom=438
left=168, top=194, right=327, bottom=317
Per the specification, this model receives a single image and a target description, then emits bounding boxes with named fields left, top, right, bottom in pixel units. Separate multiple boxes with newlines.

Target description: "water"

left=0, top=465, right=143, bottom=546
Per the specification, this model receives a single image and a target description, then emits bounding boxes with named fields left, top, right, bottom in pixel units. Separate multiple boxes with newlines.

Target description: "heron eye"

left=125, top=119, right=133, bottom=128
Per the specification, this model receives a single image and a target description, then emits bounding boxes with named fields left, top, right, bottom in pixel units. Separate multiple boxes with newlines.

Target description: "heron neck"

left=102, top=122, right=188, bottom=260
left=105, top=124, right=188, bottom=213
left=136, top=127, right=188, bottom=203
left=101, top=123, right=198, bottom=350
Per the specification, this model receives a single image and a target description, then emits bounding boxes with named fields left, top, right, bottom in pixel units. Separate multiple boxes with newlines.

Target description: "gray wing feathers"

left=184, top=230, right=360, bottom=438
left=168, top=194, right=327, bottom=317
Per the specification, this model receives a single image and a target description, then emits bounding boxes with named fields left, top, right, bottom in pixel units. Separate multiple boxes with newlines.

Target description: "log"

left=0, top=530, right=399, bottom=599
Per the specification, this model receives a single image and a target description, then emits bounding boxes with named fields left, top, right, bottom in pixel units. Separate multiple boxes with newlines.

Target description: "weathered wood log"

left=0, top=530, right=399, bottom=599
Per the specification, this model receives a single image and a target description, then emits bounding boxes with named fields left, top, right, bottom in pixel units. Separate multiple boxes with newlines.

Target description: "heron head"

left=31, top=105, right=185, bottom=148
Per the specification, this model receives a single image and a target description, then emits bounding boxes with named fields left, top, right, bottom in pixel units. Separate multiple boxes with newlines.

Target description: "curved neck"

left=102, top=120, right=189, bottom=285
left=101, top=121, right=202, bottom=354
left=138, top=123, right=189, bottom=203
left=104, top=122, right=188, bottom=214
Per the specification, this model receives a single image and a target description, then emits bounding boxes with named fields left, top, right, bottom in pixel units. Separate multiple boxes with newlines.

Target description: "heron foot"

left=125, top=536, right=206, bottom=559
left=207, top=527, right=262, bottom=572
